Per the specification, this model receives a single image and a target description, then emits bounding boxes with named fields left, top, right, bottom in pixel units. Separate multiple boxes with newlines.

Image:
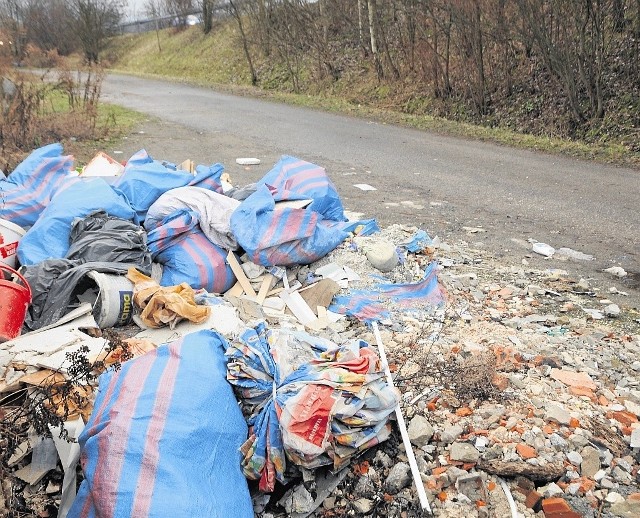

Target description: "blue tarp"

left=329, top=261, right=445, bottom=322
left=17, top=177, right=136, bottom=266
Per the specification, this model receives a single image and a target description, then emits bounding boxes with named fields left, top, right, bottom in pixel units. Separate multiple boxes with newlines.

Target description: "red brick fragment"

left=541, top=497, right=582, bottom=518
left=516, top=443, right=538, bottom=460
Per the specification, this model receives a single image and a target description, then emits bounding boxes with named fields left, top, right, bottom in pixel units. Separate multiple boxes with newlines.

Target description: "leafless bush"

left=0, top=63, right=105, bottom=172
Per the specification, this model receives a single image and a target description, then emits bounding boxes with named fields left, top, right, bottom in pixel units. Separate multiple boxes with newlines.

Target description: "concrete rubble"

left=1, top=148, right=639, bottom=517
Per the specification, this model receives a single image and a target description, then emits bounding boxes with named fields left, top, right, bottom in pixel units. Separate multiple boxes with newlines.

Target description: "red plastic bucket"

left=0, top=263, right=32, bottom=342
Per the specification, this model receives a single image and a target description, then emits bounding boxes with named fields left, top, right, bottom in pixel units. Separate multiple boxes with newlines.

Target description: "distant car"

left=186, top=14, right=201, bottom=25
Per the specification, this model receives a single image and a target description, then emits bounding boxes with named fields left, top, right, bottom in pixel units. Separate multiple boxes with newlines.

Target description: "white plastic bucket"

left=0, top=219, right=26, bottom=269
left=86, top=271, right=135, bottom=328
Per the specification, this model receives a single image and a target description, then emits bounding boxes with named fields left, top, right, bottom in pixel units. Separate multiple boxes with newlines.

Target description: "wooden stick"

left=256, top=274, right=274, bottom=305
left=226, top=252, right=257, bottom=298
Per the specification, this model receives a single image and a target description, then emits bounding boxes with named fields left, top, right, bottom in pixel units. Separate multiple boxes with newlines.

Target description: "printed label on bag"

left=118, top=291, right=133, bottom=326
left=0, top=242, right=17, bottom=259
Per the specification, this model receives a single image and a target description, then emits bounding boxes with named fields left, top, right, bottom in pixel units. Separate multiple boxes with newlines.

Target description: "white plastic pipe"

left=372, top=321, right=433, bottom=515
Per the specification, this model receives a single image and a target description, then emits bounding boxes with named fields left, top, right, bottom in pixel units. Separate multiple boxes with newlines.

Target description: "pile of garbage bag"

left=0, top=143, right=445, bottom=516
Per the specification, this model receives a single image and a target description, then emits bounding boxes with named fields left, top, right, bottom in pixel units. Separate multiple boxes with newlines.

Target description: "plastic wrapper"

left=66, top=210, right=151, bottom=270
left=330, top=260, right=445, bottom=322
left=226, top=323, right=398, bottom=492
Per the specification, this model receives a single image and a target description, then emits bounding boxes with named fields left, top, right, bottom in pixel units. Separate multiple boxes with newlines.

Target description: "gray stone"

left=594, top=469, right=607, bottom=482
left=440, top=424, right=464, bottom=444
left=546, top=404, right=571, bottom=426
left=604, top=304, right=621, bottom=318
left=408, top=415, right=434, bottom=448
left=568, top=433, right=590, bottom=449
left=365, top=240, right=399, bottom=272
left=630, top=427, right=640, bottom=448
left=374, top=450, right=393, bottom=468
left=450, top=442, right=480, bottom=463
left=384, top=462, right=411, bottom=494
left=280, top=485, right=315, bottom=514
left=605, top=492, right=626, bottom=504
left=566, top=451, right=583, bottom=466
left=611, top=497, right=640, bottom=518
left=624, top=399, right=640, bottom=417
left=616, top=458, right=633, bottom=473
left=354, top=475, right=375, bottom=494
left=352, top=498, right=374, bottom=514
left=601, top=477, right=615, bottom=489
left=550, top=433, right=569, bottom=449
left=446, top=466, right=469, bottom=485
left=323, top=497, right=336, bottom=510
left=612, top=466, right=633, bottom=484
left=580, top=446, right=601, bottom=478
left=542, top=482, right=564, bottom=497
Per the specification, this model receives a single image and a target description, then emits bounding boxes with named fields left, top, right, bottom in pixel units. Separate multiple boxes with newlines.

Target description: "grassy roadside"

left=106, top=25, right=639, bottom=168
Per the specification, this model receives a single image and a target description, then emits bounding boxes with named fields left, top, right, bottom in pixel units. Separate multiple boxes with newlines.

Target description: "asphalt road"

left=101, top=74, right=640, bottom=304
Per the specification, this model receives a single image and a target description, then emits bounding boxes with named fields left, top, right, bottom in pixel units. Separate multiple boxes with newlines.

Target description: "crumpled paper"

left=126, top=268, right=210, bottom=329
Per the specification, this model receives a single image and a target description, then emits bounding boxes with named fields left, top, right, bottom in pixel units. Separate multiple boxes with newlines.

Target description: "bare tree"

left=163, top=0, right=193, bottom=27
left=69, top=0, right=122, bottom=63
left=145, top=0, right=164, bottom=51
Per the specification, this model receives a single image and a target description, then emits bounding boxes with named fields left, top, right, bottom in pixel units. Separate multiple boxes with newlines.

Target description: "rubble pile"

left=0, top=144, right=638, bottom=518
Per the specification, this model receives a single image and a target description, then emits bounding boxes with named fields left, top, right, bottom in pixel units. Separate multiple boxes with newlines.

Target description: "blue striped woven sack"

left=147, top=210, right=235, bottom=293
left=68, top=330, right=253, bottom=518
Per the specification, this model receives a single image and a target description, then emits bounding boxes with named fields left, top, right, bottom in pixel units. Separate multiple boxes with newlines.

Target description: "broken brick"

left=541, top=497, right=582, bottom=518
left=550, top=369, right=597, bottom=390
left=516, top=443, right=538, bottom=460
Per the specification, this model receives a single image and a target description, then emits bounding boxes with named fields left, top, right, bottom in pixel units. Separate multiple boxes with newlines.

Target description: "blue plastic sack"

left=0, top=143, right=75, bottom=227
left=257, top=155, right=346, bottom=222
left=111, top=149, right=225, bottom=224
left=230, top=184, right=351, bottom=266
left=147, top=210, right=235, bottom=293
left=226, top=323, right=397, bottom=492
left=69, top=330, right=253, bottom=518
left=17, top=178, right=136, bottom=266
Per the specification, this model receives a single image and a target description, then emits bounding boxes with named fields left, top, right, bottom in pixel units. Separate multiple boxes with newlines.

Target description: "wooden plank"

left=279, top=290, right=317, bottom=326
left=226, top=252, right=257, bottom=298
left=256, top=274, right=274, bottom=305
left=226, top=281, right=244, bottom=297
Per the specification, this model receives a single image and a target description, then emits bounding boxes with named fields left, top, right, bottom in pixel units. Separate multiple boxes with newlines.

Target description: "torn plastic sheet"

left=257, top=156, right=346, bottom=222
left=231, top=184, right=378, bottom=267
left=66, top=210, right=151, bottom=270
left=70, top=330, right=253, bottom=517
left=226, top=323, right=398, bottom=492
left=22, top=261, right=147, bottom=331
left=329, top=260, right=444, bottom=322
